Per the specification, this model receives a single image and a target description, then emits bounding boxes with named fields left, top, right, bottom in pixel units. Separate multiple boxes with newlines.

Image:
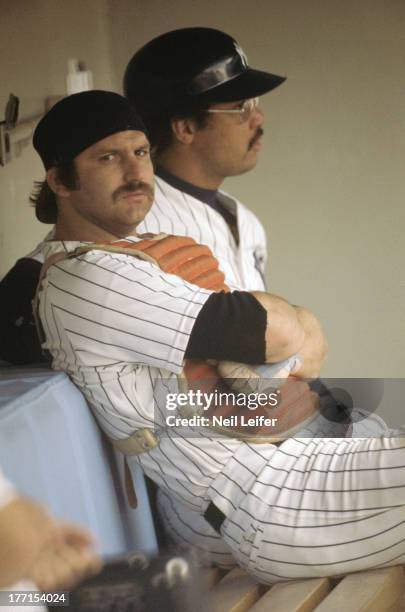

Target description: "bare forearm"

left=293, top=306, right=328, bottom=378
left=251, top=291, right=305, bottom=362
left=251, top=293, right=327, bottom=375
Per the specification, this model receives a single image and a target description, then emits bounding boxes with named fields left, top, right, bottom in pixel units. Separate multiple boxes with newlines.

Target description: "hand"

left=217, top=355, right=302, bottom=394
left=0, top=498, right=56, bottom=587
left=28, top=522, right=102, bottom=592
left=292, top=306, right=328, bottom=378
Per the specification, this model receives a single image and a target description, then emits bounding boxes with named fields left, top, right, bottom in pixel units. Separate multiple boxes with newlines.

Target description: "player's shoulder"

left=42, top=239, right=141, bottom=267
left=41, top=238, right=167, bottom=285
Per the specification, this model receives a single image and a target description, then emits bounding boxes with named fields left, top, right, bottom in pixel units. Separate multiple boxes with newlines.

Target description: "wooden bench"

left=201, top=565, right=405, bottom=612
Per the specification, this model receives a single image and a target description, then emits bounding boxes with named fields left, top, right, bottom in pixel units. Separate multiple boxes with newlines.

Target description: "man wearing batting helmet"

left=125, top=27, right=283, bottom=294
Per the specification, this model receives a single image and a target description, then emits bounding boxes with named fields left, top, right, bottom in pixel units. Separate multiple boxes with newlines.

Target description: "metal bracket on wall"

left=0, top=94, right=44, bottom=167
left=0, top=94, right=19, bottom=166
left=0, top=122, right=9, bottom=166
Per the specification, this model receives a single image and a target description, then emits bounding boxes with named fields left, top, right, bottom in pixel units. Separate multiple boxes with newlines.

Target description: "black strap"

left=0, top=258, right=47, bottom=364
left=203, top=502, right=226, bottom=534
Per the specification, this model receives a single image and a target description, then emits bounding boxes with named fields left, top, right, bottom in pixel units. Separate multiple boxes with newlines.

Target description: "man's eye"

left=99, top=153, right=115, bottom=162
left=136, top=148, right=150, bottom=157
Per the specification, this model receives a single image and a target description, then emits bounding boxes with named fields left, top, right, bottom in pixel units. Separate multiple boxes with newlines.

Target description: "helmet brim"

left=195, top=68, right=286, bottom=105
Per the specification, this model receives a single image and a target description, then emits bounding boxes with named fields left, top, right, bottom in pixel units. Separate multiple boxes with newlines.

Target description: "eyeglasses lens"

left=241, top=97, right=259, bottom=121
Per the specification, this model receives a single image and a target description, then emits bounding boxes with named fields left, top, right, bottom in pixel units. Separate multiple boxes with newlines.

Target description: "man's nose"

left=123, top=156, right=144, bottom=181
left=249, top=105, right=264, bottom=129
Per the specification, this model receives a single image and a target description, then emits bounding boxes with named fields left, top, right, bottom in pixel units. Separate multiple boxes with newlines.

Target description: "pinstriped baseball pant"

left=221, top=435, right=405, bottom=582
left=158, top=418, right=405, bottom=583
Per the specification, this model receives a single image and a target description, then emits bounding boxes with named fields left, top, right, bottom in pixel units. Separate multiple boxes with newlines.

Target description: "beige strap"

left=123, top=456, right=138, bottom=508
left=110, top=428, right=159, bottom=456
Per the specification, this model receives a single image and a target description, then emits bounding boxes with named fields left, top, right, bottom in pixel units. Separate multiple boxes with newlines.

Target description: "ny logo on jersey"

left=233, top=42, right=248, bottom=68
left=253, top=249, right=266, bottom=289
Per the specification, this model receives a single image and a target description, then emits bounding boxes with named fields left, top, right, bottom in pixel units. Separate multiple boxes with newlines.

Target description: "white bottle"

left=66, top=59, right=93, bottom=95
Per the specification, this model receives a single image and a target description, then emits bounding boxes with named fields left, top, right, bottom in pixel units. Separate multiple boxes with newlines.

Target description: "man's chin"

left=128, top=199, right=153, bottom=224
left=110, top=202, right=152, bottom=236
left=239, top=154, right=259, bottom=175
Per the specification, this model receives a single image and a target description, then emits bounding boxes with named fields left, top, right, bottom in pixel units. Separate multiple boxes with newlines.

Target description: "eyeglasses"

left=206, top=98, right=260, bottom=122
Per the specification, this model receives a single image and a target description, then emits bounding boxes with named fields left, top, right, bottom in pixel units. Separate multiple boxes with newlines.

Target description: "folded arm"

left=186, top=290, right=327, bottom=377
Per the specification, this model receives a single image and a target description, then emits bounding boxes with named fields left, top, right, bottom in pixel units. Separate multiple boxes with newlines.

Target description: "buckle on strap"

left=111, top=428, right=159, bottom=456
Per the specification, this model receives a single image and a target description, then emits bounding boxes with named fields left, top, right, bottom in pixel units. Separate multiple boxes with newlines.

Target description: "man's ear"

left=170, top=118, right=198, bottom=145
left=46, top=168, right=72, bottom=198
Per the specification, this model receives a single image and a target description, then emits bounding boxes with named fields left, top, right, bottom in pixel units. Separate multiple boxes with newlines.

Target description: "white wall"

left=0, top=0, right=115, bottom=276
left=107, top=0, right=405, bottom=377
left=1, top=0, right=404, bottom=377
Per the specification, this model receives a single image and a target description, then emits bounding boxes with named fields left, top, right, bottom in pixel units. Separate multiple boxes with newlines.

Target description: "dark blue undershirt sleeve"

left=186, top=290, right=266, bottom=364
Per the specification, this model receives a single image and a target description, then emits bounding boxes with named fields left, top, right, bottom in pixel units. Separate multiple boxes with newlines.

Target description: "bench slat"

left=315, top=566, right=405, bottom=612
left=202, top=567, right=264, bottom=612
left=248, top=577, right=331, bottom=612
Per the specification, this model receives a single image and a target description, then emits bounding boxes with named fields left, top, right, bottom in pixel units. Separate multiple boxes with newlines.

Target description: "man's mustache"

left=113, top=181, right=154, bottom=200
left=249, top=127, right=264, bottom=149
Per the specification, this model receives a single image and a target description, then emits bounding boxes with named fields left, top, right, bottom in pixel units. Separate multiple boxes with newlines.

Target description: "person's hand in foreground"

left=0, top=496, right=102, bottom=590
left=28, top=521, right=103, bottom=592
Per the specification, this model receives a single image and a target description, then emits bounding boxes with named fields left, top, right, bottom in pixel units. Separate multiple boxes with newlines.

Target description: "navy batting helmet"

left=124, top=27, right=286, bottom=116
